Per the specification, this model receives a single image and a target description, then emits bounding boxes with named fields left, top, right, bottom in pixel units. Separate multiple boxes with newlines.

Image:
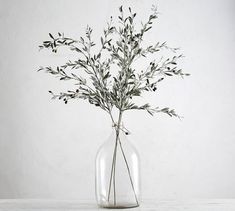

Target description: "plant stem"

left=112, top=139, right=117, bottom=205
left=107, top=134, right=118, bottom=203
left=118, top=137, right=139, bottom=206
left=107, top=110, right=139, bottom=206
left=107, top=110, right=123, bottom=205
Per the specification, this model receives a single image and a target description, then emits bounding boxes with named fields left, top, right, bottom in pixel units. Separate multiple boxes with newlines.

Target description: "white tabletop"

left=0, top=199, right=235, bottom=211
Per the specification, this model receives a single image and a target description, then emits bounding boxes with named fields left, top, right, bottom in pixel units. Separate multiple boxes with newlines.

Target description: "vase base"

left=99, top=204, right=139, bottom=209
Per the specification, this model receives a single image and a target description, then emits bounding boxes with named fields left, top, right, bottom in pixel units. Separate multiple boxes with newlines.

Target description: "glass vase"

left=95, top=128, right=140, bottom=208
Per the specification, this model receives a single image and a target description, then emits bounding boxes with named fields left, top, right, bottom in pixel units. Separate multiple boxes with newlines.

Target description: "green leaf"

left=49, top=33, right=54, bottom=39
left=145, top=26, right=152, bottom=32
left=103, top=72, right=110, bottom=80
left=165, top=73, right=173, bottom=76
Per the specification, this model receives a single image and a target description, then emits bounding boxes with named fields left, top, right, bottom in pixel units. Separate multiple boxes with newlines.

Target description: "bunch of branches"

left=38, top=6, right=189, bottom=123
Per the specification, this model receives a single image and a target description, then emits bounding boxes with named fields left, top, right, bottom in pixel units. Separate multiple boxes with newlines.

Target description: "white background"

left=0, top=0, right=235, bottom=200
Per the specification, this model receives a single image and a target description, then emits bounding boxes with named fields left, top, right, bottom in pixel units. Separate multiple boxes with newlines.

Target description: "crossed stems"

left=107, top=110, right=139, bottom=206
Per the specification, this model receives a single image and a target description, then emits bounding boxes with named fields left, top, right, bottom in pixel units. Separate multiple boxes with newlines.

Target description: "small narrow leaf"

left=49, top=33, right=54, bottom=39
left=145, top=26, right=152, bottom=32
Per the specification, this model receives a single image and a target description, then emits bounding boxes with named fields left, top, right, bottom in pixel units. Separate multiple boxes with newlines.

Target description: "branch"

left=37, top=66, right=87, bottom=84
left=124, top=103, right=180, bottom=118
left=39, top=32, right=77, bottom=53
left=139, top=42, right=179, bottom=58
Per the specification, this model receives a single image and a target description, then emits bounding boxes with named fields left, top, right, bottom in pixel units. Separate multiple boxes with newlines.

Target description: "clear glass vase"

left=95, top=128, right=140, bottom=208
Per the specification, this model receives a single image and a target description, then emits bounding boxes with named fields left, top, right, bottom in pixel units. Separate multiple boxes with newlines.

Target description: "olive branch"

left=38, top=5, right=189, bottom=119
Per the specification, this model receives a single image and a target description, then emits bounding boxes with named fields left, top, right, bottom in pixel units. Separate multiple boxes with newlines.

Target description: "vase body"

left=95, top=130, right=140, bottom=208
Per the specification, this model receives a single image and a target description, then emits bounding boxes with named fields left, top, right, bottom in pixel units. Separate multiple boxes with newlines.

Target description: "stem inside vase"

left=107, top=111, right=139, bottom=207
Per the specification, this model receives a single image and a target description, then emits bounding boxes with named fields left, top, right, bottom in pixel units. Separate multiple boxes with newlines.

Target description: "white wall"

left=0, top=0, right=235, bottom=199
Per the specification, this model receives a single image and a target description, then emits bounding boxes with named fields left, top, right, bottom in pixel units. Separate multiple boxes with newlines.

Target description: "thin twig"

left=107, top=137, right=118, bottom=203
left=118, top=137, right=139, bottom=205
left=107, top=111, right=123, bottom=205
